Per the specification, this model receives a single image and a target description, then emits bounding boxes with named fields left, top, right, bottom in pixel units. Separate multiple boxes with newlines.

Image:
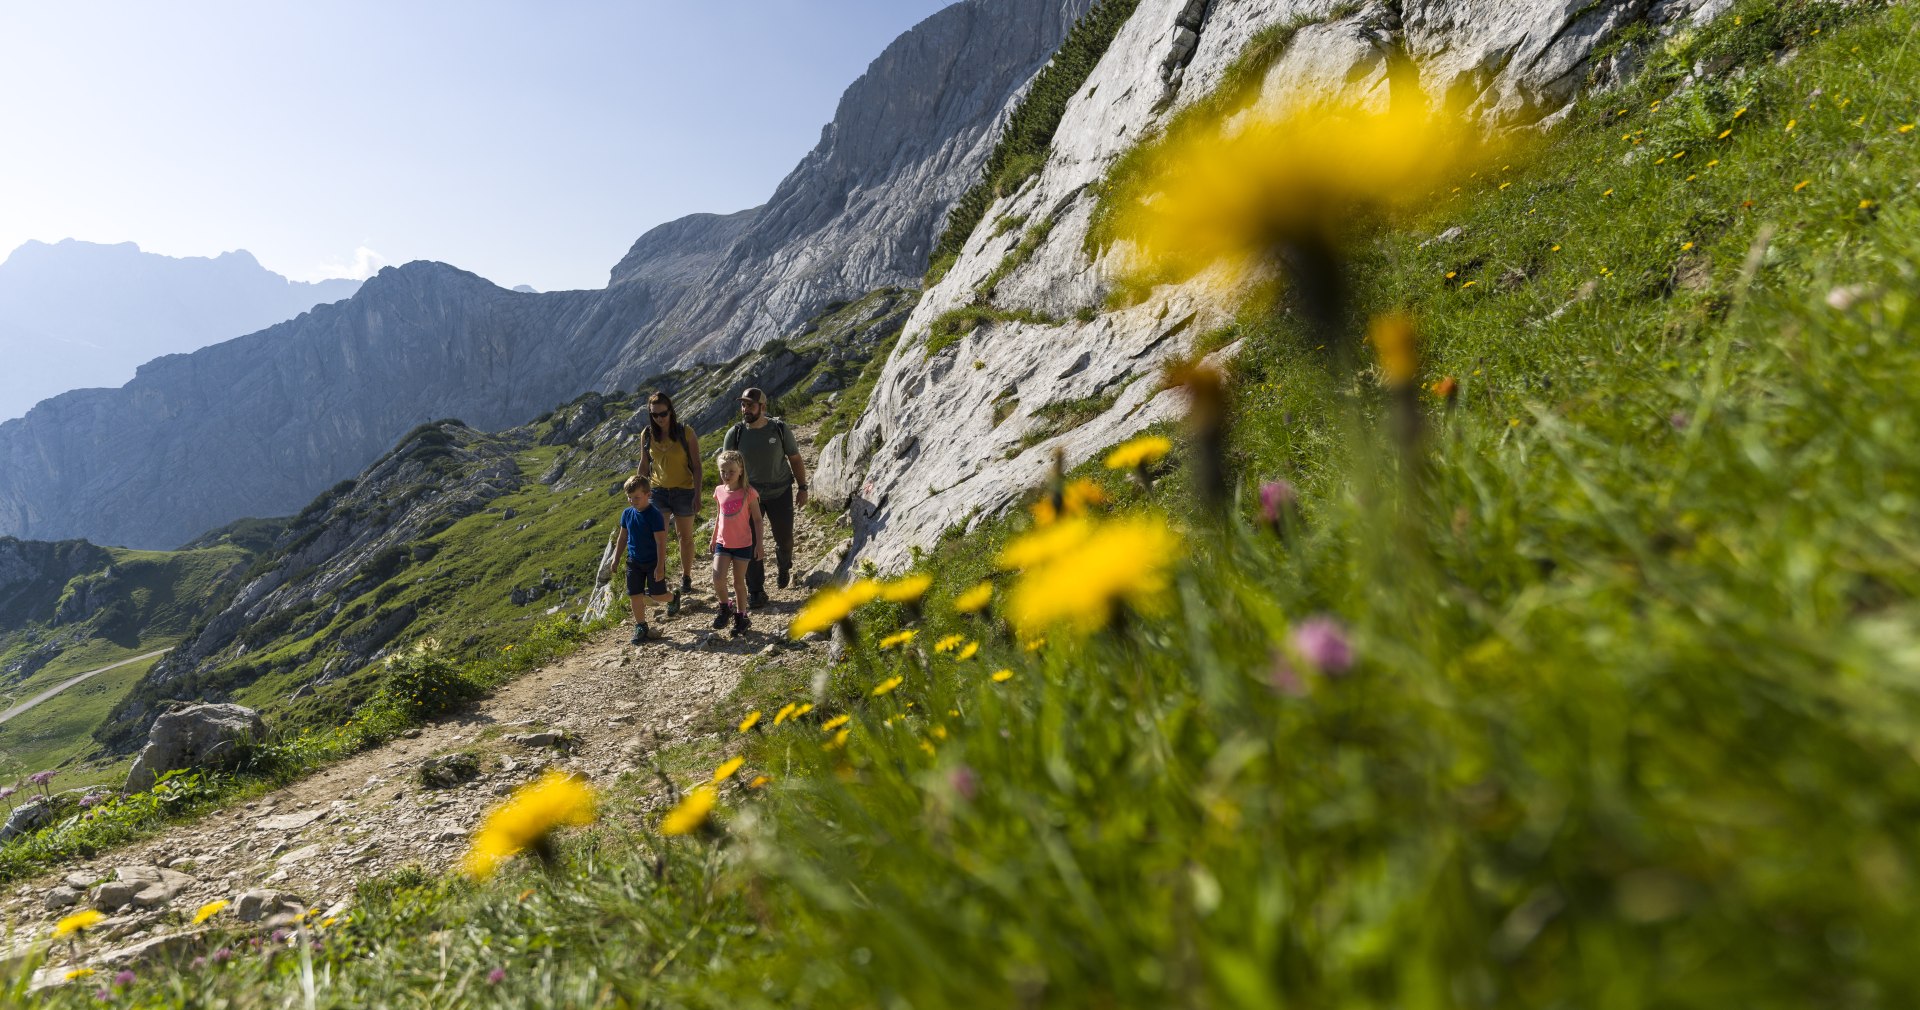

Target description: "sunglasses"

left=650, top=409, right=669, bottom=417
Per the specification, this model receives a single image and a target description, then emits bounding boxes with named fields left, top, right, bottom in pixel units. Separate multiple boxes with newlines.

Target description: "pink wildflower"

left=487, top=967, right=508, bottom=985
left=1290, top=615, right=1354, bottom=674
left=949, top=765, right=978, bottom=802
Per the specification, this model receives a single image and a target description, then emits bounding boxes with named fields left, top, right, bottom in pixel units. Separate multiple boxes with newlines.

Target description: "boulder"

left=123, top=703, right=267, bottom=794
left=0, top=800, right=52, bottom=842
left=93, top=882, right=136, bottom=911
left=44, top=886, right=81, bottom=910
left=418, top=752, right=482, bottom=789
left=235, top=889, right=304, bottom=923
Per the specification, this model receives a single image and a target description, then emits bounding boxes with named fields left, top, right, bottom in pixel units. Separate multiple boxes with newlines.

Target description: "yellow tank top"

left=648, top=427, right=695, bottom=489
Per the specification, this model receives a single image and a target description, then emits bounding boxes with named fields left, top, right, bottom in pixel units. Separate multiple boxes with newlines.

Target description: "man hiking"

left=722, top=387, right=807, bottom=608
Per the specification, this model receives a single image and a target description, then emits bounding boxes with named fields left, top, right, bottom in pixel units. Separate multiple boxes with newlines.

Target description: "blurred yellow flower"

left=737, top=710, right=762, bottom=733
left=873, top=676, right=905, bottom=696
left=660, top=786, right=716, bottom=836
left=461, top=771, right=598, bottom=879
left=1368, top=314, right=1418, bottom=387
left=953, top=581, right=995, bottom=614
left=992, top=669, right=1015, bottom=683
left=748, top=775, right=771, bottom=789
left=1104, top=435, right=1172, bottom=472
left=1031, top=478, right=1109, bottom=525
left=1107, top=97, right=1494, bottom=300
left=65, top=968, right=94, bottom=981
left=1794, top=179, right=1811, bottom=192
left=956, top=642, right=980, bottom=661
left=53, top=909, right=105, bottom=938
left=793, top=703, right=815, bottom=718
left=1007, top=517, right=1181, bottom=636
left=772, top=702, right=798, bottom=726
left=822, top=714, right=852, bottom=731
left=713, top=757, right=746, bottom=783
left=789, top=580, right=880, bottom=638
left=998, top=517, right=1095, bottom=571
left=878, top=574, right=934, bottom=603
left=934, top=634, right=966, bottom=653
left=879, top=629, right=917, bottom=650
left=824, top=728, right=852, bottom=751
left=191, top=900, right=229, bottom=925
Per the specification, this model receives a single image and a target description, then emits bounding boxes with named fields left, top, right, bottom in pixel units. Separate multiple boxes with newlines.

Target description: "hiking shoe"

left=748, top=590, right=770, bottom=609
left=680, top=574, right=694, bottom=594
left=666, top=590, right=681, bottom=618
left=711, top=601, right=732, bottom=630
left=776, top=567, right=791, bottom=590
left=731, top=609, right=751, bottom=637
left=630, top=623, right=648, bottom=646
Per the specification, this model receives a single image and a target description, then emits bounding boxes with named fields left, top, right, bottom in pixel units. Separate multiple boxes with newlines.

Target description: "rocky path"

left=3, top=427, right=846, bottom=988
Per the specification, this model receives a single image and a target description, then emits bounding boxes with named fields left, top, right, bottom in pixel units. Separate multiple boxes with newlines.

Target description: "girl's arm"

left=652, top=530, right=669, bottom=578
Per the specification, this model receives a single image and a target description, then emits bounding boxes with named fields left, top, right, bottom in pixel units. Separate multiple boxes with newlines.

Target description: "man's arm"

left=788, top=452, right=810, bottom=508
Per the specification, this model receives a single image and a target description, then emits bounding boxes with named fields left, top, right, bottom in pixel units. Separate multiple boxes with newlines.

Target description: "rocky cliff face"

left=0, top=0, right=1089, bottom=551
left=815, top=0, right=1737, bottom=571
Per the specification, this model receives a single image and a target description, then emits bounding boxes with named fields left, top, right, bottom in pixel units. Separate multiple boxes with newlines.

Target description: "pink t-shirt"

left=712, top=484, right=758, bottom=549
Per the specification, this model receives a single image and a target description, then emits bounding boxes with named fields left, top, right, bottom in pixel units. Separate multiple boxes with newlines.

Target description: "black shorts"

left=713, top=544, right=754, bottom=561
left=626, top=563, right=667, bottom=597
left=654, top=487, right=697, bottom=518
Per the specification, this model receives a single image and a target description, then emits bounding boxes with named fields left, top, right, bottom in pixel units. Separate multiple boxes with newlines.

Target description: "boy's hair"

left=623, top=474, right=651, bottom=495
left=715, top=449, right=746, bottom=488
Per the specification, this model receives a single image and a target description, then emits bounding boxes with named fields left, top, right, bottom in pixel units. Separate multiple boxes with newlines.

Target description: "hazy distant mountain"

left=0, top=239, right=361, bottom=421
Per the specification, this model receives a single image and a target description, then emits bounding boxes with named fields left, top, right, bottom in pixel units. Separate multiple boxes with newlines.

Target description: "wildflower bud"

left=1289, top=615, right=1354, bottom=674
left=1258, top=479, right=1298, bottom=536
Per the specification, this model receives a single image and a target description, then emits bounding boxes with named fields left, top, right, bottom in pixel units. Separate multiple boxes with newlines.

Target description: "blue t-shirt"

left=621, top=504, right=667, bottom=565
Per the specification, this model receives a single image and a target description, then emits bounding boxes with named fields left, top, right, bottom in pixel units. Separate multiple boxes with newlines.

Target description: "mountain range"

left=0, top=239, right=360, bottom=422
left=0, top=0, right=1091, bottom=551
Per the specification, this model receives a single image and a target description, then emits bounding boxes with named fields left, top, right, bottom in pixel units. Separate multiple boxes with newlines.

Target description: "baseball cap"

left=740, top=388, right=768, bottom=405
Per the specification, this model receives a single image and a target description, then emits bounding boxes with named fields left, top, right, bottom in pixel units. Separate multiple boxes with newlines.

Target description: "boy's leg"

left=629, top=593, right=648, bottom=645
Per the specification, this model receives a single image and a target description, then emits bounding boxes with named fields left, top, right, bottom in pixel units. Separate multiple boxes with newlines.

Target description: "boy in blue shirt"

left=615, top=475, right=673, bottom=645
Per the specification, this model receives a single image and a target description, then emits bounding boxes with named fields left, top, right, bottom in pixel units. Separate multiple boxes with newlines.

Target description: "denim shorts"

left=713, top=543, right=754, bottom=561
left=654, top=487, right=697, bottom=518
left=625, top=564, right=667, bottom=597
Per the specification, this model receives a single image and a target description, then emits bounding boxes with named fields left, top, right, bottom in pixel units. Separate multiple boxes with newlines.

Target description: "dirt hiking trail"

left=3, top=426, right=845, bottom=987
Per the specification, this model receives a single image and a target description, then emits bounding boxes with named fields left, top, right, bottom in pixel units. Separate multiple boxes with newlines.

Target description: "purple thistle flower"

left=1259, top=480, right=1298, bottom=526
left=28, top=771, right=54, bottom=787
left=79, top=794, right=98, bottom=809
left=0, top=786, right=15, bottom=800
left=1290, top=615, right=1354, bottom=674
left=486, top=967, right=507, bottom=985
left=93, top=989, right=111, bottom=1003
left=113, top=970, right=136, bottom=987
left=211, top=947, right=234, bottom=964
left=270, top=929, right=289, bottom=943
left=949, top=765, right=978, bottom=802
left=1269, top=652, right=1307, bottom=697
left=189, top=957, right=207, bottom=971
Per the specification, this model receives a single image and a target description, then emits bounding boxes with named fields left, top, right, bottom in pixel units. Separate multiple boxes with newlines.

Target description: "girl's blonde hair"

left=716, top=449, right=747, bottom=489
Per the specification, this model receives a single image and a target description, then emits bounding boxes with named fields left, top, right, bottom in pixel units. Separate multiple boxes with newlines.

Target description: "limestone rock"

left=123, top=703, right=267, bottom=794
left=0, top=800, right=51, bottom=843
left=235, top=889, right=304, bottom=923
left=43, top=886, right=80, bottom=910
left=418, top=752, right=482, bottom=789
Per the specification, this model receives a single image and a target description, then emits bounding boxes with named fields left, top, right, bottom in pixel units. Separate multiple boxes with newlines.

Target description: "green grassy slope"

left=23, top=3, right=1920, bottom=1006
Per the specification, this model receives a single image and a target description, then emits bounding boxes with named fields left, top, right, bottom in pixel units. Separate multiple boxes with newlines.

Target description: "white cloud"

left=304, top=245, right=387, bottom=281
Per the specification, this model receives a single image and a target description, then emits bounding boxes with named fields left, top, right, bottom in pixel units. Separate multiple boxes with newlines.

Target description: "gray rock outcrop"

left=123, top=703, right=267, bottom=794
left=0, top=0, right=1091, bottom=551
left=0, top=800, right=52, bottom=843
left=817, top=0, right=1742, bottom=571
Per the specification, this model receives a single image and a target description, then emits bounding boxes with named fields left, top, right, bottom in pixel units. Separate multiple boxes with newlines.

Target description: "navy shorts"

left=654, top=487, right=697, bottom=518
left=626, top=563, right=668, bottom=597
left=713, top=544, right=754, bottom=561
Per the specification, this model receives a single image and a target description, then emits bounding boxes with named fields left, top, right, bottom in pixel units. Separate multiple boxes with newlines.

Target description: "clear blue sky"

left=0, top=1, right=954, bottom=292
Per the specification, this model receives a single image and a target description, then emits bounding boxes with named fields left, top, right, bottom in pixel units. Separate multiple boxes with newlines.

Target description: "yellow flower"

left=191, top=900, right=229, bottom=925
left=877, top=573, right=934, bottom=604
left=793, top=703, right=814, bottom=718
left=747, top=776, right=771, bottom=789
left=1706, top=160, right=1720, bottom=167
left=1368, top=314, right=1418, bottom=387
left=1672, top=151, right=1686, bottom=160
left=772, top=702, right=798, bottom=726
left=956, top=642, right=980, bottom=661
left=53, top=909, right=105, bottom=938
left=1007, top=517, right=1181, bottom=637
left=1024, top=638, right=1047, bottom=653
left=65, top=968, right=94, bottom=981
left=660, top=786, right=716, bottom=836
left=1718, top=129, right=1733, bottom=139
left=822, top=714, right=852, bottom=731
left=1786, top=119, right=1796, bottom=131
left=460, top=771, right=598, bottom=879
left=713, top=756, right=746, bottom=783
left=872, top=676, right=905, bottom=696
left=824, top=728, right=852, bottom=751
left=998, top=517, right=1095, bottom=571
left=789, top=580, right=880, bottom=638
left=1794, top=179, right=1811, bottom=192
left=992, top=669, right=1015, bottom=683
left=1107, top=96, right=1494, bottom=304
left=1104, top=435, right=1172, bottom=472
left=1030, top=478, right=1109, bottom=525
left=953, top=581, right=994, bottom=614
left=1681, top=242, right=1694, bottom=251
left=934, top=634, right=966, bottom=653
left=1602, top=188, right=1614, bottom=197
left=1734, top=106, right=1747, bottom=118
left=1860, top=199, right=1876, bottom=210
left=879, top=629, right=917, bottom=650
left=1900, top=124, right=1916, bottom=133
left=737, top=710, right=762, bottom=733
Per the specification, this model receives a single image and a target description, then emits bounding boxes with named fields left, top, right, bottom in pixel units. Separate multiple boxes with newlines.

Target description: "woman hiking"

left=637, top=390, right=702, bottom=609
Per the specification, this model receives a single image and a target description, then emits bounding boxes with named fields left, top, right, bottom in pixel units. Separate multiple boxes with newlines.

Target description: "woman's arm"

left=688, top=431, right=702, bottom=507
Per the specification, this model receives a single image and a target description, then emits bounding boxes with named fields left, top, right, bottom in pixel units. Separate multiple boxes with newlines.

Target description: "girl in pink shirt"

left=710, top=449, right=763, bottom=636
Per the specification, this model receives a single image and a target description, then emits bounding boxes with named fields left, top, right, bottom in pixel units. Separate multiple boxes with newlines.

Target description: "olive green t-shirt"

left=724, top=419, right=800, bottom=498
